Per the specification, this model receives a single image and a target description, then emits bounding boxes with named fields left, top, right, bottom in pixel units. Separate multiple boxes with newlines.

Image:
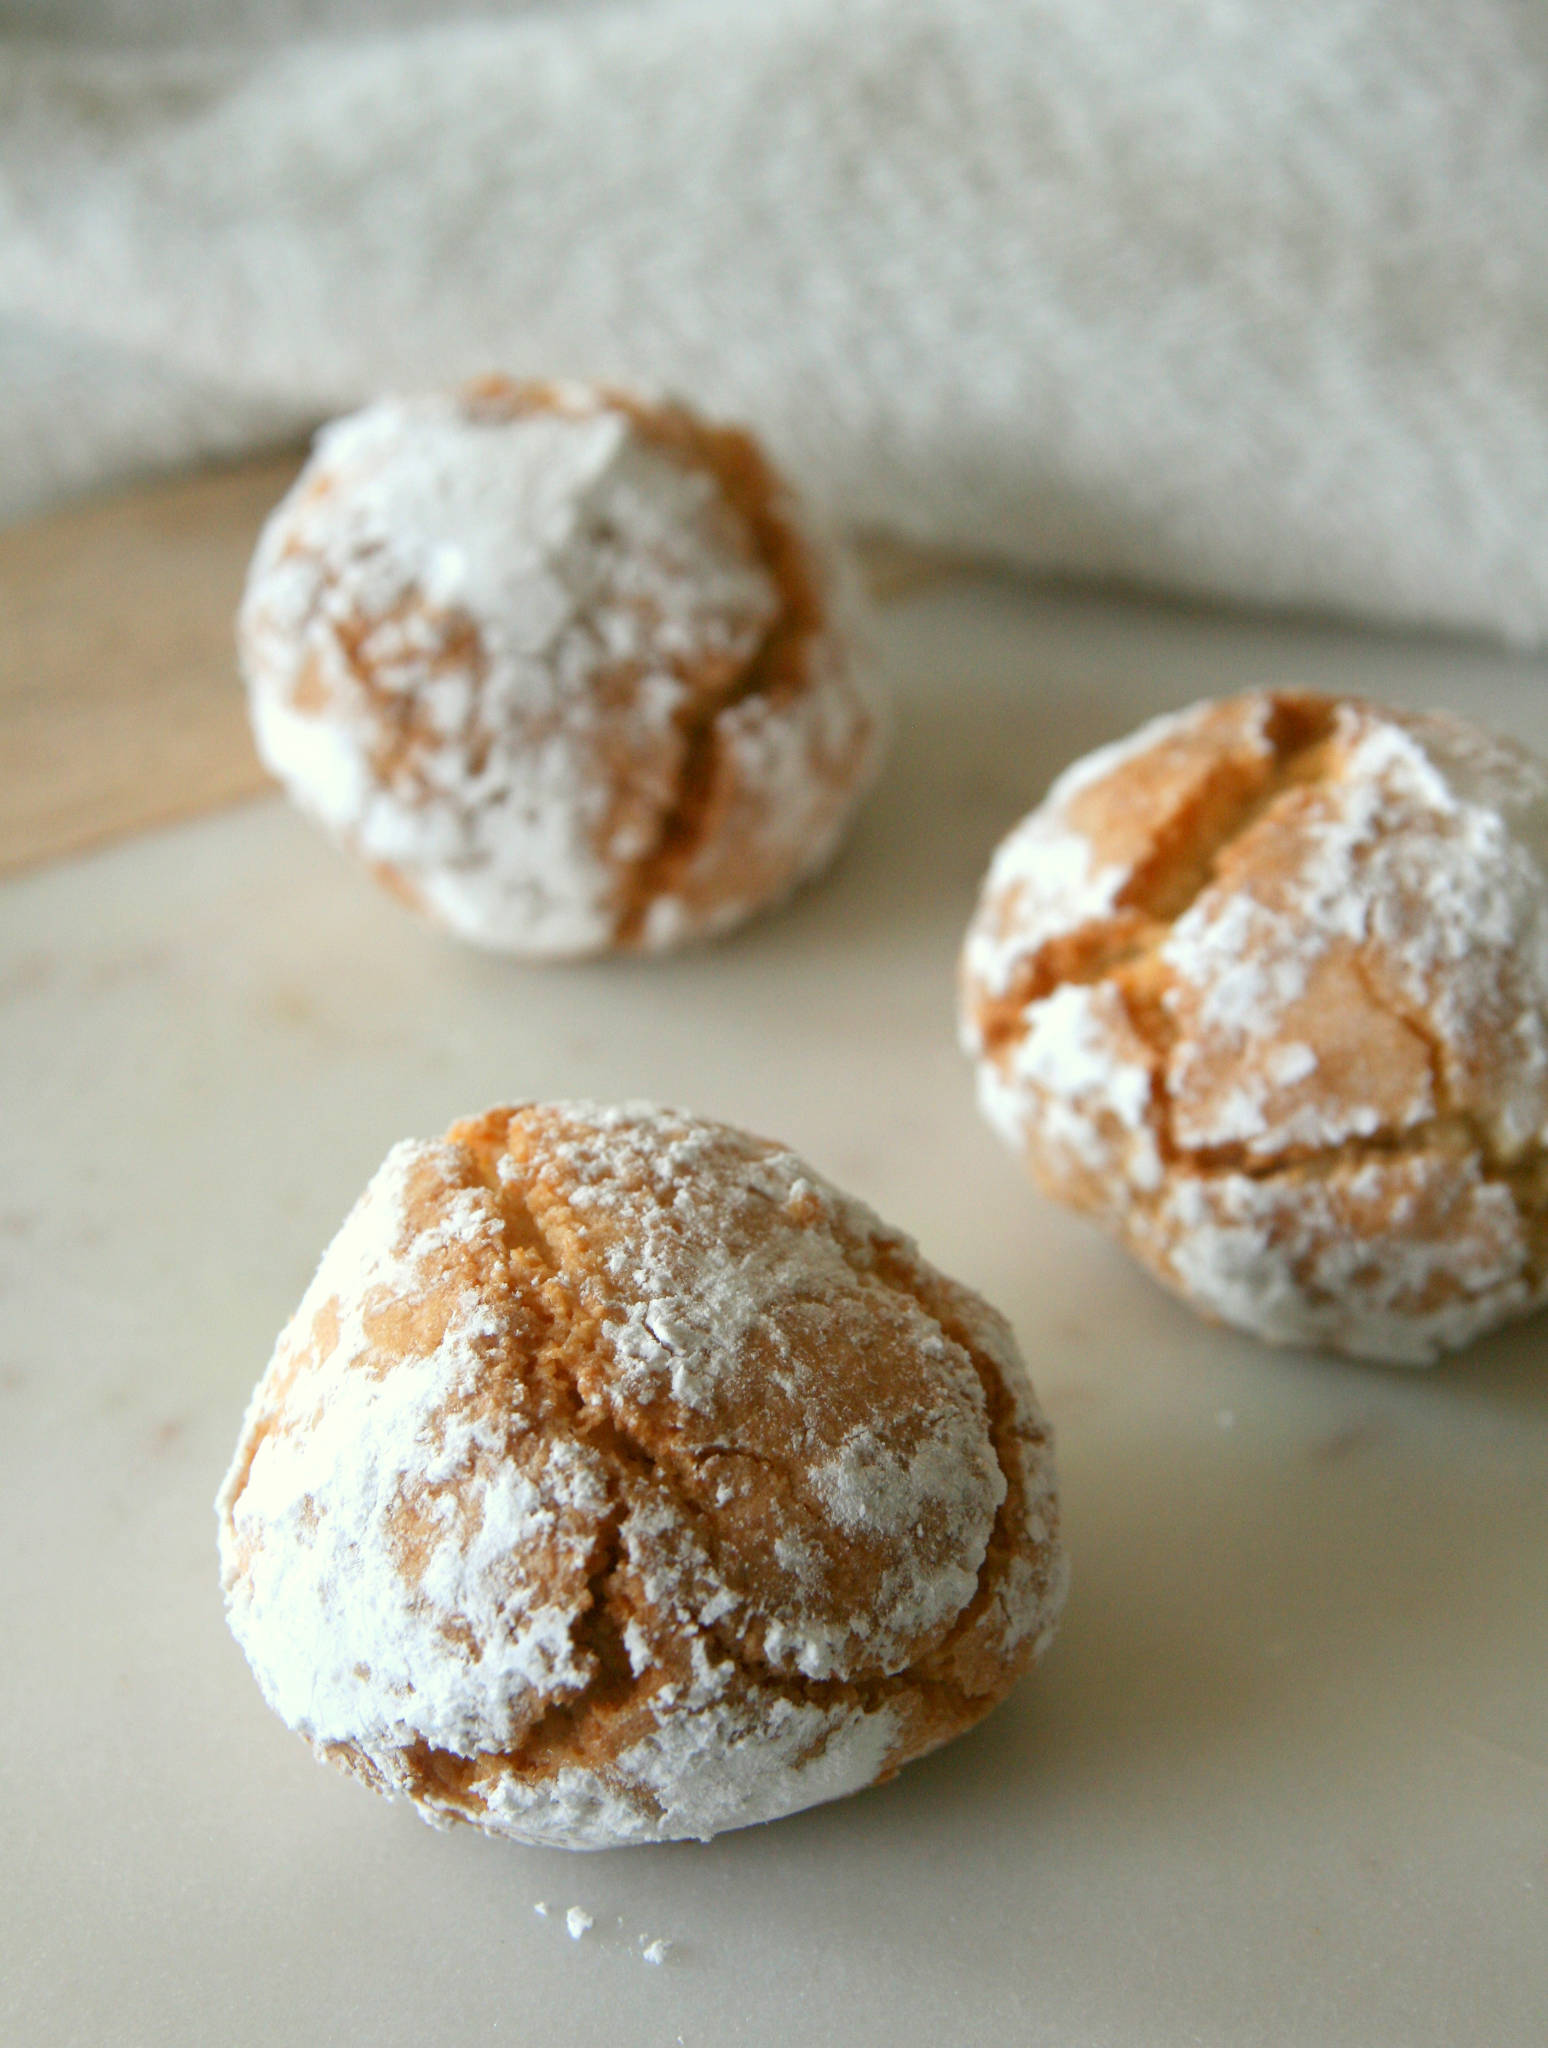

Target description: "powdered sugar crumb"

left=565, top=1906, right=594, bottom=1940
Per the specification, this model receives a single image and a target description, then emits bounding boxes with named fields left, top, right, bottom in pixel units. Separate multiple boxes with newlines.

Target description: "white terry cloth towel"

left=3, top=0, right=1548, bottom=645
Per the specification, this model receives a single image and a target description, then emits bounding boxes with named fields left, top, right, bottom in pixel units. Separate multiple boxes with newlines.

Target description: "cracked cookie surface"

left=216, top=1103, right=1066, bottom=1847
left=238, top=379, right=881, bottom=956
left=960, top=692, right=1548, bottom=1363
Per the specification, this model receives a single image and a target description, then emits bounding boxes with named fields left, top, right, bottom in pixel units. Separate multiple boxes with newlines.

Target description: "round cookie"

left=217, top=1103, right=1066, bottom=1847
left=959, top=692, right=1548, bottom=1364
left=238, top=379, right=881, bottom=956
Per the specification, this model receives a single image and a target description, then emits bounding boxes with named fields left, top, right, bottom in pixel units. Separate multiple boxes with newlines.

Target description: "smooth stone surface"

left=3, top=570, right=1547, bottom=2047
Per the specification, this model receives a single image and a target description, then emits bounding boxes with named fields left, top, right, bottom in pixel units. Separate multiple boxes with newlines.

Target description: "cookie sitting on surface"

left=959, top=691, right=1548, bottom=1364
left=238, top=379, right=881, bottom=957
left=217, top=1102, right=1066, bottom=1848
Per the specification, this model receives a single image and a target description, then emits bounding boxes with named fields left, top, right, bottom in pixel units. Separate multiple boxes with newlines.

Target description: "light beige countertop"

left=3, top=511, right=1546, bottom=2045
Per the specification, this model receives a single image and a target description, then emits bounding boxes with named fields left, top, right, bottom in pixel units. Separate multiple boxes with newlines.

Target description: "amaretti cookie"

left=238, top=379, right=881, bottom=956
left=217, top=1103, right=1066, bottom=1847
left=959, top=692, right=1548, bottom=1364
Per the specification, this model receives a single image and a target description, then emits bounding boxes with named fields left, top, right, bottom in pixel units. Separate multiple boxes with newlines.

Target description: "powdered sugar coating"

left=217, top=1103, right=1065, bottom=1847
left=960, top=693, right=1548, bottom=1363
left=238, top=381, right=881, bottom=956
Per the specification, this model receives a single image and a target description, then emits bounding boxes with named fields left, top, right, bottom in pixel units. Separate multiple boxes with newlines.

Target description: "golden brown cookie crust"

left=960, top=692, right=1548, bottom=1363
left=217, top=1104, right=1065, bottom=1846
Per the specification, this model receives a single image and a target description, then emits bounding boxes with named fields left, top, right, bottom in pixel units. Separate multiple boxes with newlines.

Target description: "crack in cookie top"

left=217, top=1103, right=1065, bottom=1846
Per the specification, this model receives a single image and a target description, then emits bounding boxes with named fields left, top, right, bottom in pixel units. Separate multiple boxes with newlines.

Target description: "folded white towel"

left=4, top=0, right=1546, bottom=643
